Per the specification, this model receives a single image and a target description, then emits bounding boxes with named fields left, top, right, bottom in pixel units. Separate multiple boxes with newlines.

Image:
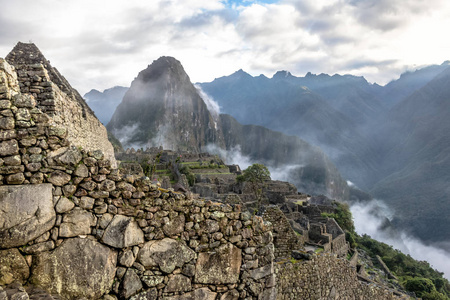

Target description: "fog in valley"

left=351, top=200, right=450, bottom=280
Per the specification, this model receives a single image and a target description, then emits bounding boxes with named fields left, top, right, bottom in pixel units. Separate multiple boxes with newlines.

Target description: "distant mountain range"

left=198, top=61, right=450, bottom=243
left=85, top=60, right=450, bottom=243
left=84, top=86, right=128, bottom=124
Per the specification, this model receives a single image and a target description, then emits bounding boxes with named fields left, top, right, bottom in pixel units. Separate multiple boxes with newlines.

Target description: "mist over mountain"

left=369, top=66, right=450, bottom=242
left=84, top=86, right=128, bottom=124
left=198, top=70, right=383, bottom=189
left=106, top=57, right=349, bottom=200
left=198, top=63, right=450, bottom=243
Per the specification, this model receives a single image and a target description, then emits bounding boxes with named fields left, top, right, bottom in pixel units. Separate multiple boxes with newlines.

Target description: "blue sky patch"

left=222, top=0, right=278, bottom=7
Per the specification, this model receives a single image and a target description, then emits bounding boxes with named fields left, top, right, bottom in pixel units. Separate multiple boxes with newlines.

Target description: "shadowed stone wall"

left=275, top=254, right=408, bottom=300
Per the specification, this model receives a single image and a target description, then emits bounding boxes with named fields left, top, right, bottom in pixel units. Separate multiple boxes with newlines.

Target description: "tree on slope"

left=237, top=163, right=271, bottom=213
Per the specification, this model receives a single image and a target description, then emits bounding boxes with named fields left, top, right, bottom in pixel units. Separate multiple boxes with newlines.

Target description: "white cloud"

left=0, top=0, right=449, bottom=95
left=351, top=200, right=450, bottom=280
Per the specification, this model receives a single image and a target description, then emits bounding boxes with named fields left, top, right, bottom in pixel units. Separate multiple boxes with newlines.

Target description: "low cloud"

left=205, top=144, right=252, bottom=170
left=111, top=123, right=145, bottom=150
left=351, top=200, right=450, bottom=280
left=269, top=164, right=304, bottom=182
left=205, top=143, right=304, bottom=187
left=195, top=85, right=221, bottom=118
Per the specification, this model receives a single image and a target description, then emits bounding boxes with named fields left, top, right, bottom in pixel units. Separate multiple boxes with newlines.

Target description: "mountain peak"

left=230, top=69, right=252, bottom=78
left=272, top=70, right=293, bottom=79
left=137, top=56, right=190, bottom=84
left=108, top=56, right=225, bottom=151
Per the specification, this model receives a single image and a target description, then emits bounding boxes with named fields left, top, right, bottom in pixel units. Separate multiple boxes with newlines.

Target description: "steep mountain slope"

left=107, top=57, right=349, bottom=200
left=107, top=57, right=225, bottom=152
left=84, top=86, right=128, bottom=124
left=369, top=66, right=450, bottom=241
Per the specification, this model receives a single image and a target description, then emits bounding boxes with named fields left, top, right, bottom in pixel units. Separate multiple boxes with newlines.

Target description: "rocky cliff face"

left=107, top=57, right=349, bottom=200
left=107, top=56, right=225, bottom=152
left=5, top=42, right=116, bottom=167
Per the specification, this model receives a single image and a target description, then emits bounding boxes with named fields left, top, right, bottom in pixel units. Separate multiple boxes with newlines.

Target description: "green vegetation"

left=321, top=201, right=354, bottom=232
left=356, top=234, right=450, bottom=299
left=237, top=163, right=271, bottom=212
left=179, top=165, right=196, bottom=186
left=323, top=202, right=450, bottom=299
left=295, top=200, right=305, bottom=205
left=315, top=247, right=324, bottom=254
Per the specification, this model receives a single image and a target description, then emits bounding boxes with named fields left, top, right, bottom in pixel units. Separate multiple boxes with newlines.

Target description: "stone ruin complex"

left=0, top=43, right=408, bottom=299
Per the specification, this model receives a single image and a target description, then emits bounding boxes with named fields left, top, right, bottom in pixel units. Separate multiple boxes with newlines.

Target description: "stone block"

left=137, top=238, right=195, bottom=273
left=30, top=237, right=117, bottom=299
left=6, top=173, right=25, bottom=184
left=55, top=197, right=75, bottom=213
left=165, top=288, right=217, bottom=300
left=120, top=269, right=142, bottom=299
left=164, top=274, right=191, bottom=293
left=163, top=214, right=185, bottom=236
left=59, top=207, right=96, bottom=237
left=0, top=248, right=29, bottom=285
left=195, top=243, right=242, bottom=284
left=0, top=184, right=55, bottom=248
left=249, top=263, right=274, bottom=280
left=101, top=215, right=144, bottom=248
left=0, top=139, right=18, bottom=156
left=0, top=117, right=14, bottom=130
left=141, top=275, right=164, bottom=288
left=47, top=170, right=71, bottom=186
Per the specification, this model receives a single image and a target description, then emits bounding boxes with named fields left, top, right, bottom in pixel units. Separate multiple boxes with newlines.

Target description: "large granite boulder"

left=137, top=238, right=195, bottom=273
left=0, top=248, right=29, bottom=285
left=101, top=215, right=144, bottom=248
left=195, top=243, right=242, bottom=284
left=0, top=184, right=55, bottom=248
left=30, top=237, right=117, bottom=300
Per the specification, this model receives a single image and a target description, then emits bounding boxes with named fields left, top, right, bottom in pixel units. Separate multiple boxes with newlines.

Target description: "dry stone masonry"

left=4, top=42, right=116, bottom=167
left=275, top=254, right=408, bottom=300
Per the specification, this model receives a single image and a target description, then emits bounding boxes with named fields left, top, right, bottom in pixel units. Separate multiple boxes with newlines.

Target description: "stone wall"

left=275, top=254, right=408, bottom=300
left=262, top=206, right=304, bottom=259
left=4, top=43, right=116, bottom=167
left=0, top=58, right=276, bottom=299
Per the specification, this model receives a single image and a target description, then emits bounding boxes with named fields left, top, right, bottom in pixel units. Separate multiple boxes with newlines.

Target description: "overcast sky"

left=1, top=0, right=449, bottom=95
